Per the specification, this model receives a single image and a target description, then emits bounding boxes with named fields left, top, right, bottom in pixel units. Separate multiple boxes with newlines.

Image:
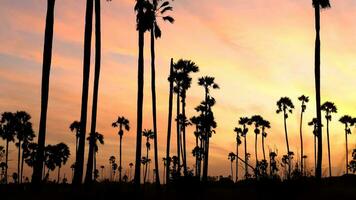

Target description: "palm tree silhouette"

left=112, top=116, right=130, bottom=182
left=85, top=0, right=104, bottom=183
left=269, top=151, right=278, bottom=176
left=143, top=129, right=155, bottom=183
left=298, top=95, right=309, bottom=175
left=276, top=97, right=294, bottom=178
left=74, top=0, right=94, bottom=184
left=198, top=76, right=219, bottom=182
left=235, top=117, right=249, bottom=179
left=232, top=128, right=242, bottom=182
left=32, top=0, right=56, bottom=184
left=165, top=58, right=174, bottom=184
left=109, top=156, right=116, bottom=181
left=0, top=112, right=16, bottom=183
left=148, top=0, right=174, bottom=185
left=339, top=115, right=354, bottom=174
left=308, top=118, right=320, bottom=173
left=260, top=119, right=271, bottom=165
left=134, top=0, right=151, bottom=186
left=228, top=152, right=236, bottom=180
left=86, top=132, right=104, bottom=178
left=249, top=115, right=263, bottom=172
left=69, top=121, right=81, bottom=157
left=321, top=101, right=337, bottom=177
left=312, top=0, right=331, bottom=179
left=53, top=143, right=70, bottom=183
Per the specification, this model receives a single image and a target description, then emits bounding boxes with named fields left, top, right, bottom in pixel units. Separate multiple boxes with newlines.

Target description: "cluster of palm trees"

left=227, top=96, right=356, bottom=181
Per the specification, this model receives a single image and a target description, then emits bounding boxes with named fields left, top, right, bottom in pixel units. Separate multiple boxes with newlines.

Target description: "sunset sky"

left=0, top=0, right=356, bottom=181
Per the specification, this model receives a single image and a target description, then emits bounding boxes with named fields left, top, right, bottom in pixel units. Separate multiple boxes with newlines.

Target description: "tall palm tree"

left=228, top=152, right=236, bottom=180
left=260, top=119, right=271, bottom=162
left=134, top=0, right=151, bottom=186
left=85, top=0, right=103, bottom=183
left=298, top=95, right=309, bottom=175
left=0, top=112, right=16, bottom=183
left=148, top=0, right=174, bottom=185
left=235, top=117, right=250, bottom=179
left=233, top=128, right=242, bottom=182
left=198, top=76, right=219, bottom=182
left=276, top=97, right=294, bottom=178
left=86, top=132, right=104, bottom=179
left=308, top=118, right=320, bottom=173
left=32, top=0, right=56, bottom=184
left=339, top=115, right=354, bottom=174
left=321, top=101, right=337, bottom=177
left=249, top=115, right=263, bottom=171
left=53, top=143, right=70, bottom=183
left=143, top=129, right=155, bottom=183
left=69, top=121, right=81, bottom=157
left=74, top=0, right=94, bottom=184
left=312, top=0, right=331, bottom=179
left=112, top=116, right=130, bottom=182
left=166, top=58, right=174, bottom=184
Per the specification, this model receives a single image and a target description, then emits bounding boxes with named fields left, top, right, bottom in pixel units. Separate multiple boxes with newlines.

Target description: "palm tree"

left=32, top=0, right=56, bottom=184
left=0, top=112, right=16, bottom=183
left=109, top=156, right=116, bottom=181
left=134, top=0, right=151, bottom=186
left=298, top=95, right=309, bottom=175
left=235, top=117, right=249, bottom=179
left=86, top=132, right=104, bottom=178
left=53, top=143, right=70, bottom=183
left=312, top=0, right=331, bottom=179
left=166, top=58, right=174, bottom=184
left=261, top=119, right=271, bottom=163
left=74, top=0, right=94, bottom=185
left=112, top=116, right=130, bottom=182
left=249, top=115, right=263, bottom=171
left=339, top=115, right=354, bottom=174
left=148, top=0, right=174, bottom=185
left=69, top=121, right=81, bottom=156
left=233, top=128, right=242, bottom=182
left=308, top=118, right=320, bottom=173
left=198, top=76, right=219, bottom=182
left=228, top=152, right=236, bottom=180
left=85, top=0, right=103, bottom=183
left=143, top=129, right=155, bottom=183
left=321, top=101, right=337, bottom=177
left=276, top=97, right=294, bottom=178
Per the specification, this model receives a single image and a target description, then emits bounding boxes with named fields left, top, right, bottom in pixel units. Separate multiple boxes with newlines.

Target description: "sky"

left=0, top=0, right=356, bottom=182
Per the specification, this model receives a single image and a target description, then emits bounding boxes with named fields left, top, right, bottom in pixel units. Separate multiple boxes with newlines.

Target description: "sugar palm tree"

left=0, top=112, right=16, bottom=183
left=260, top=119, right=271, bottom=162
left=112, top=116, right=130, bottom=182
left=69, top=121, right=80, bottom=157
left=312, top=0, right=331, bottom=179
left=308, top=118, right=320, bottom=173
left=228, top=152, right=236, bottom=180
left=298, top=95, right=309, bottom=175
left=32, top=0, right=56, bottom=184
left=86, top=132, right=104, bottom=178
left=276, top=97, right=294, bottom=178
left=235, top=117, right=249, bottom=179
left=198, top=76, right=219, bottom=182
left=74, top=0, right=94, bottom=184
left=134, top=0, right=151, bottom=186
left=148, top=0, right=174, bottom=185
left=321, top=101, right=337, bottom=177
left=166, top=58, right=174, bottom=184
left=85, top=0, right=103, bottom=183
left=53, top=143, right=70, bottom=183
left=339, top=115, right=354, bottom=174
left=233, top=128, right=242, bottom=182
left=249, top=115, right=263, bottom=171
left=143, top=129, right=155, bottom=183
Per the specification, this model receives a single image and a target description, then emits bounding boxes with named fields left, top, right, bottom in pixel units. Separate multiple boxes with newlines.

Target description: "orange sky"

left=0, top=0, right=356, bottom=181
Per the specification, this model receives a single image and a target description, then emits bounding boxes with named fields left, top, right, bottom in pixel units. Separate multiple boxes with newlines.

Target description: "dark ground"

left=1, top=175, right=356, bottom=200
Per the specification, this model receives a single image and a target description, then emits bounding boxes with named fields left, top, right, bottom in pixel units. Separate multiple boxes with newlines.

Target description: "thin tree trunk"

left=195, top=135, right=199, bottom=177
left=236, top=140, right=238, bottom=182
left=119, top=135, right=122, bottom=182
left=176, top=84, right=181, bottom=174
left=85, top=0, right=101, bottom=184
left=21, top=145, right=25, bottom=183
left=300, top=108, right=304, bottom=175
left=57, top=166, right=61, bottom=183
left=230, top=161, right=233, bottom=180
left=283, top=111, right=291, bottom=178
left=255, top=133, right=258, bottom=169
left=244, top=134, right=248, bottom=179
left=202, top=89, right=209, bottom=182
left=5, top=140, right=9, bottom=184
left=314, top=5, right=323, bottom=180
left=262, top=135, right=266, bottom=161
left=150, top=30, right=160, bottom=186
left=314, top=135, right=317, bottom=174
left=32, top=0, right=55, bottom=184
left=166, top=58, right=174, bottom=184
left=345, top=126, right=348, bottom=174
left=326, top=119, right=332, bottom=177
left=17, top=139, right=21, bottom=183
left=182, top=93, right=188, bottom=176
left=134, top=8, right=145, bottom=187
left=74, top=0, right=94, bottom=185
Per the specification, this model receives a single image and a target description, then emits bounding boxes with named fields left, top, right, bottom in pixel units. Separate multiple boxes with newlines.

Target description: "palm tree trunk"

left=150, top=29, right=160, bottom=186
left=314, top=4, right=323, bottom=180
left=182, top=94, right=188, bottom=176
left=166, top=58, right=174, bottom=184
left=283, top=111, right=291, bottom=178
left=202, top=89, right=209, bottom=182
left=326, top=119, right=332, bottom=177
left=244, top=135, right=248, bottom=179
left=57, top=166, right=61, bottom=183
left=236, top=140, right=238, bottom=182
left=119, top=135, right=122, bottom=182
left=345, top=126, right=348, bottom=174
left=144, top=141, right=149, bottom=183
left=21, top=145, right=25, bottom=183
left=230, top=161, right=233, bottom=180
left=262, top=135, right=266, bottom=161
left=195, top=135, right=199, bottom=177
left=300, top=109, right=304, bottom=175
left=74, top=0, right=94, bottom=185
left=17, top=139, right=21, bottom=183
left=85, top=0, right=101, bottom=184
left=5, top=140, right=9, bottom=184
left=32, top=0, right=55, bottom=184
left=176, top=84, right=181, bottom=174
left=255, top=133, right=258, bottom=170
left=314, top=135, right=317, bottom=174
left=134, top=8, right=145, bottom=187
